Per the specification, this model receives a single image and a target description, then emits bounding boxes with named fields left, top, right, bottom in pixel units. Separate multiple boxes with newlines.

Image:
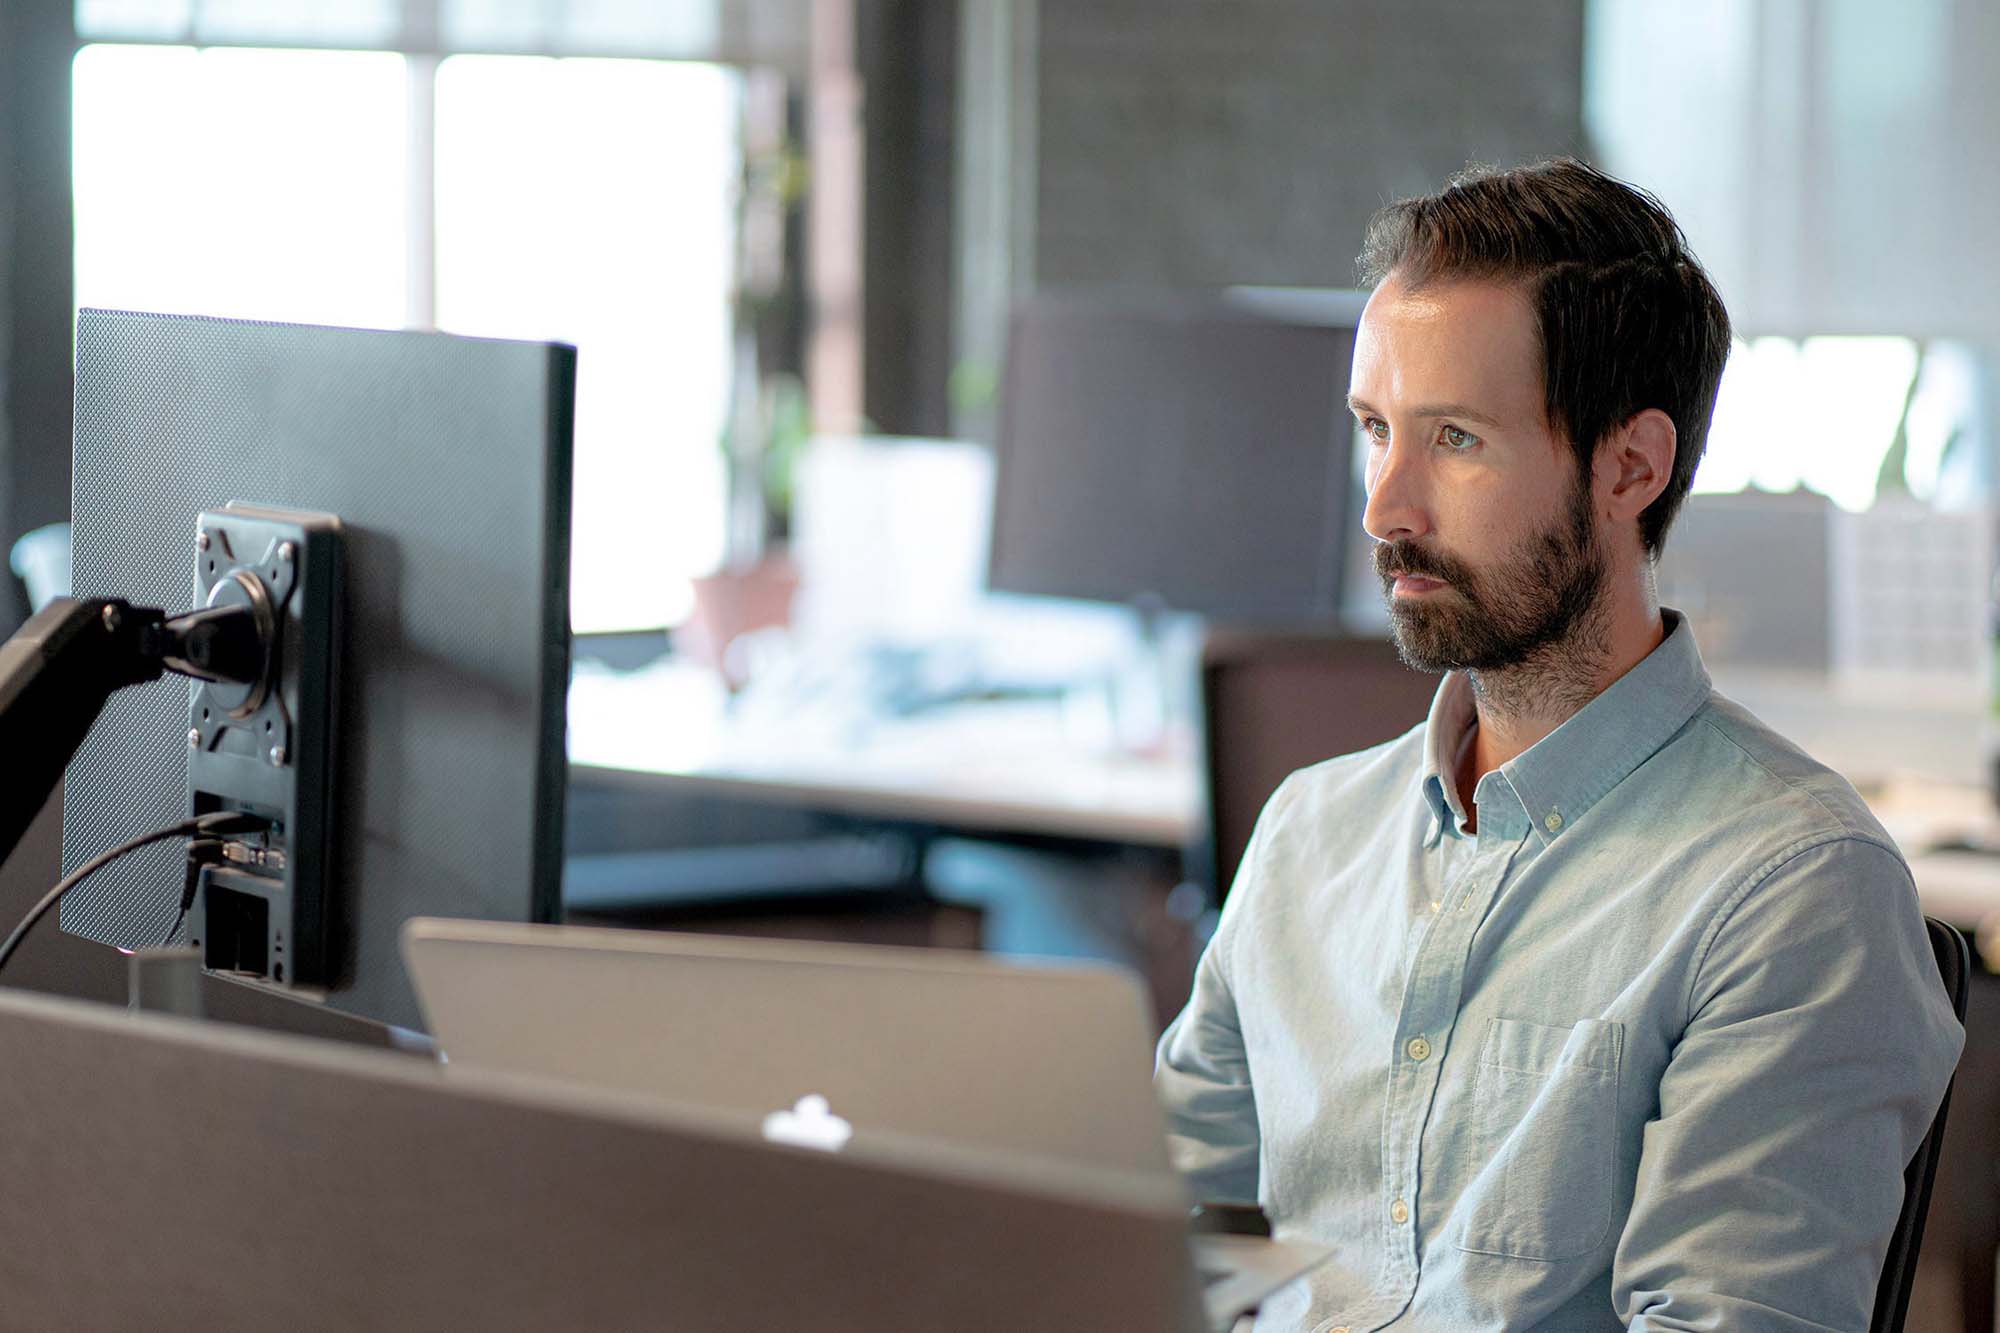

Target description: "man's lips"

left=1389, top=572, right=1449, bottom=595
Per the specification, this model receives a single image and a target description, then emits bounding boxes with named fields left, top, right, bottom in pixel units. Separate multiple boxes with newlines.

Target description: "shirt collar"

left=1420, top=671, right=1477, bottom=843
left=1418, top=609, right=1712, bottom=848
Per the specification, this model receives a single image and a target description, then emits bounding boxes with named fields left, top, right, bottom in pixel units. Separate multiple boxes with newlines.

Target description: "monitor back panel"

left=67, top=310, right=574, bottom=1029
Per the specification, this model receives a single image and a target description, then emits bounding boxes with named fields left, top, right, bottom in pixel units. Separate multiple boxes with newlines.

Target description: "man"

left=1155, top=159, right=1962, bottom=1331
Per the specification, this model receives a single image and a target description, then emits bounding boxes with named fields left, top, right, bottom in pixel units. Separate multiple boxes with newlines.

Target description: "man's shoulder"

left=1218, top=722, right=1430, bottom=932
left=1271, top=719, right=1431, bottom=817
left=1671, top=692, right=1897, bottom=855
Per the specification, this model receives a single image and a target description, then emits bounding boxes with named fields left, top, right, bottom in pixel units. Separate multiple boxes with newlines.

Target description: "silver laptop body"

left=402, top=917, right=1175, bottom=1175
left=401, top=918, right=1333, bottom=1328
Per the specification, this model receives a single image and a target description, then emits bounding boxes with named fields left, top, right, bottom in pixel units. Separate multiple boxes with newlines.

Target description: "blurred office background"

left=7, top=0, right=2000, bottom=1322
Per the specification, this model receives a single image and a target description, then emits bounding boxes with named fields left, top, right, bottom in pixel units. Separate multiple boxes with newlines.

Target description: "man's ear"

left=1596, top=409, right=1676, bottom=525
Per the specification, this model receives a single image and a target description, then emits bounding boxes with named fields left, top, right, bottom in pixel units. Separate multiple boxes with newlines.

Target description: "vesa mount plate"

left=185, top=503, right=342, bottom=990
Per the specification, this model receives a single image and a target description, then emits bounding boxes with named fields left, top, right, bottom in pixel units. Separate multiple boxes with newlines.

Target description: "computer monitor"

left=987, top=294, right=1357, bottom=625
left=62, top=310, right=574, bottom=1030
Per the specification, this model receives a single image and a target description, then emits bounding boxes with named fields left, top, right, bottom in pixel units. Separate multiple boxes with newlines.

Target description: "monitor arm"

left=0, top=597, right=266, bottom=872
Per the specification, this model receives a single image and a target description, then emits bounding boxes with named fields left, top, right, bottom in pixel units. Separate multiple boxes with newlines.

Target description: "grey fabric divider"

left=0, top=987, right=1199, bottom=1331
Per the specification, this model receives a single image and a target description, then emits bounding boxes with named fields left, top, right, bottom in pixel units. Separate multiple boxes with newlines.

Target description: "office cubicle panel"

left=0, top=988, right=1201, bottom=1331
left=990, top=294, right=1356, bottom=623
left=1201, top=632, right=1437, bottom=901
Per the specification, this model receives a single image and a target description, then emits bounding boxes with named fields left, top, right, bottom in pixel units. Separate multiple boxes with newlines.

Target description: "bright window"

left=72, top=43, right=408, bottom=329
left=72, top=42, right=742, bottom=633
left=1695, top=336, right=1928, bottom=511
left=434, top=56, right=738, bottom=631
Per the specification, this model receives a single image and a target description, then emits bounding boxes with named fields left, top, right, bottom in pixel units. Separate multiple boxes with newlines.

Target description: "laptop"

left=400, top=917, right=1331, bottom=1329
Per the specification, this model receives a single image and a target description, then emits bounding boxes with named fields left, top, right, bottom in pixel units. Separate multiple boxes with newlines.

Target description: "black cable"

left=160, top=837, right=227, bottom=950
left=0, top=810, right=270, bottom=979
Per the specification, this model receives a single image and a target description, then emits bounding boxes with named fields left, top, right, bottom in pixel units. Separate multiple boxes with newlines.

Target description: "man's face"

left=1348, top=274, right=1605, bottom=674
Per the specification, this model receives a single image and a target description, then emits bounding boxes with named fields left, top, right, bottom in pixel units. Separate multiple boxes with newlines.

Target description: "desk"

left=42, top=639, right=1974, bottom=964
left=572, top=656, right=2000, bottom=892
left=567, top=658, right=1202, bottom=1019
left=567, top=657, right=1202, bottom=850
left=570, top=657, right=2000, bottom=921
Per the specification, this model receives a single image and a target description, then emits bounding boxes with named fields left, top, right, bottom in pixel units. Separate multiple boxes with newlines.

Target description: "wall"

left=948, top=0, right=1588, bottom=438
left=1032, top=1, right=1588, bottom=290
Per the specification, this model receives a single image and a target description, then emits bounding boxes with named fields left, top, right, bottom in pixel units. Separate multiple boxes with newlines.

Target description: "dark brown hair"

left=1358, top=158, right=1731, bottom=556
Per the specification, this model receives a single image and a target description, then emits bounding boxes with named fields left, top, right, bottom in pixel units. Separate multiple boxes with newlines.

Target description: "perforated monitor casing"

left=66, top=310, right=574, bottom=1029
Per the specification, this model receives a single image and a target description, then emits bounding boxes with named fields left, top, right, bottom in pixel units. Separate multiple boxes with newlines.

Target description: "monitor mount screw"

left=195, top=530, right=210, bottom=552
left=187, top=728, right=201, bottom=749
left=268, top=745, right=287, bottom=767
left=100, top=604, right=122, bottom=634
left=278, top=541, right=296, bottom=564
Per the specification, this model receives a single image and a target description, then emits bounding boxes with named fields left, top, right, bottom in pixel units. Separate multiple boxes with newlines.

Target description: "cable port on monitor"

left=197, top=881, right=270, bottom=978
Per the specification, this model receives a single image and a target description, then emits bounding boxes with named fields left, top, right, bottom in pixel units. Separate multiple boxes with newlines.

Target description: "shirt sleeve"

left=1615, top=837, right=1964, bottom=1331
left=1151, top=777, right=1294, bottom=1205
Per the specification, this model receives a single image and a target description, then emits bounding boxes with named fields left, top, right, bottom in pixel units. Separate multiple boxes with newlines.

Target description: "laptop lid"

left=401, top=917, right=1177, bottom=1177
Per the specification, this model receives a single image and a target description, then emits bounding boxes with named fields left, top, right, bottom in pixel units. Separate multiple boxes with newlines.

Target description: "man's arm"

left=1153, top=778, right=1298, bottom=1205
left=1156, top=938, right=1261, bottom=1203
left=1614, top=838, right=1963, bottom=1331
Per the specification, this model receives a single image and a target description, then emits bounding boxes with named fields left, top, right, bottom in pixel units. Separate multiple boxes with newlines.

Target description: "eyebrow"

left=1346, top=395, right=1506, bottom=430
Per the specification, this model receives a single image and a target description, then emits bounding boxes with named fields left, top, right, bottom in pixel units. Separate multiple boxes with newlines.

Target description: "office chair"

left=1871, top=915, right=1970, bottom=1333
left=1197, top=630, right=1437, bottom=903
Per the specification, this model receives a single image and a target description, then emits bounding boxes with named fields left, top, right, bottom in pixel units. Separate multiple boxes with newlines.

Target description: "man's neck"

left=1453, top=584, right=1666, bottom=828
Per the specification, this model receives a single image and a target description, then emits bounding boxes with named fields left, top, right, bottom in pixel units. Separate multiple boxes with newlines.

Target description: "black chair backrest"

left=1871, top=916, right=1970, bottom=1333
left=1198, top=631, right=1436, bottom=903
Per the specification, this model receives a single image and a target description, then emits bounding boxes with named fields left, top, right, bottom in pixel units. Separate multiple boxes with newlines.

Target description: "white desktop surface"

left=567, top=656, right=1202, bottom=848
left=569, top=656, right=2000, bottom=935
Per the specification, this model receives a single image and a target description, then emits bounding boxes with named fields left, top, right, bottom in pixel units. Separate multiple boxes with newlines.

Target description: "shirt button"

left=1390, top=1198, right=1410, bottom=1225
left=1405, top=1036, right=1431, bottom=1062
left=1545, top=809, right=1563, bottom=831
left=1330, top=1327, right=1350, bottom=1333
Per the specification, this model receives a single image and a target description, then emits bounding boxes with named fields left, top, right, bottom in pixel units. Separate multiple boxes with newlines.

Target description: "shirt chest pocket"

left=1452, top=1016, right=1624, bottom=1263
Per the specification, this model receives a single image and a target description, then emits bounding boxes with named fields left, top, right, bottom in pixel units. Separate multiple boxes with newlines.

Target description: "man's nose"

left=1361, top=438, right=1430, bottom=544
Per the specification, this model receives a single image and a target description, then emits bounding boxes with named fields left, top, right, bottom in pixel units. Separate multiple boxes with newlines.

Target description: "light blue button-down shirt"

left=1156, top=612, right=1962, bottom=1331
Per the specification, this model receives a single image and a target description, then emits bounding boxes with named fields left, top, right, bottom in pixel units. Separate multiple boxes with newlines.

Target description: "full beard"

left=1374, top=473, right=1610, bottom=713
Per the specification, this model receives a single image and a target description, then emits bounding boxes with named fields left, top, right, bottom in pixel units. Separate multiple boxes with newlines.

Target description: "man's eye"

left=1439, top=425, right=1480, bottom=450
left=1361, top=418, right=1389, bottom=442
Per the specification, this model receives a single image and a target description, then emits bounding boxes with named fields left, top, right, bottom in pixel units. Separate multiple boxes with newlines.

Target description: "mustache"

left=1374, top=539, right=1469, bottom=586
